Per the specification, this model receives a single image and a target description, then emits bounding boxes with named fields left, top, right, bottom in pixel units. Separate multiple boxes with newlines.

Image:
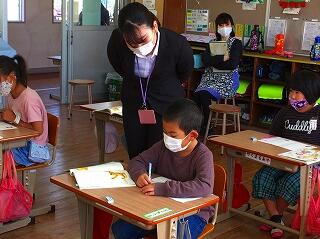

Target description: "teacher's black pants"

left=123, top=107, right=163, bottom=159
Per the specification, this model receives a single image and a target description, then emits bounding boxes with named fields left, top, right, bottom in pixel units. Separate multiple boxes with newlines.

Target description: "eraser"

left=106, top=196, right=114, bottom=204
left=250, top=137, right=258, bottom=142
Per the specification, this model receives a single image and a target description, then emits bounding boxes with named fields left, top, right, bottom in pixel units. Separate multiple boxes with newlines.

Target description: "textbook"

left=279, top=149, right=320, bottom=162
left=70, top=162, right=124, bottom=175
left=70, top=162, right=135, bottom=190
left=209, top=41, right=228, bottom=56
left=104, top=106, right=122, bottom=116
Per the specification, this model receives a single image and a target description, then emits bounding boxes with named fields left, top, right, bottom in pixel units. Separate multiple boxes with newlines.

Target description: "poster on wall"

left=143, top=0, right=155, bottom=10
left=301, top=21, right=320, bottom=51
left=235, top=0, right=264, bottom=3
left=266, top=19, right=287, bottom=46
left=186, top=9, right=209, bottom=33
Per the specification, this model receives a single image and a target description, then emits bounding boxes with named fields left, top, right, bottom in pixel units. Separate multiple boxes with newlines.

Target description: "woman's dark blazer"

left=107, top=27, right=194, bottom=114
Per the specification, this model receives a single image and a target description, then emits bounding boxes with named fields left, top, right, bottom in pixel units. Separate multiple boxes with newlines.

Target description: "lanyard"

left=135, top=56, right=156, bottom=108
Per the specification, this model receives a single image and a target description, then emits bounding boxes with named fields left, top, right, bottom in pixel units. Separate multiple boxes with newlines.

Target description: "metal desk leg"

left=299, top=165, right=313, bottom=239
left=226, top=150, right=235, bottom=216
left=78, top=197, right=94, bottom=239
left=95, top=117, right=105, bottom=164
left=157, top=217, right=178, bottom=239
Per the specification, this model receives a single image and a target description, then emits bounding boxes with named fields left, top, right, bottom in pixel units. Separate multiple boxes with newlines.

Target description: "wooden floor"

left=0, top=75, right=304, bottom=239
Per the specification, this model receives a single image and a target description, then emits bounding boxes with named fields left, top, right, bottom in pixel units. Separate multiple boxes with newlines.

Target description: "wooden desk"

left=51, top=173, right=219, bottom=239
left=210, top=130, right=320, bottom=239
left=48, top=55, right=61, bottom=65
left=47, top=55, right=61, bottom=101
left=0, top=125, right=40, bottom=234
left=80, top=101, right=122, bottom=163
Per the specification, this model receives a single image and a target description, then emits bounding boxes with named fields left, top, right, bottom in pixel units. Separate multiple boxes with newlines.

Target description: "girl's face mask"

left=289, top=97, right=309, bottom=111
left=0, top=80, right=12, bottom=96
left=163, top=133, right=191, bottom=152
left=217, top=26, right=232, bottom=38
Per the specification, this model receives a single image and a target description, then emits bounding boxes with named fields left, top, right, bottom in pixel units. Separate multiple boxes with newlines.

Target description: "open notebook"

left=104, top=106, right=122, bottom=116
left=70, top=162, right=135, bottom=190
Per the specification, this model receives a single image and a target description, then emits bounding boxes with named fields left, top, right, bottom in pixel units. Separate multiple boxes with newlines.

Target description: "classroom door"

left=0, top=0, right=7, bottom=40
left=61, top=0, right=130, bottom=104
left=163, top=0, right=186, bottom=33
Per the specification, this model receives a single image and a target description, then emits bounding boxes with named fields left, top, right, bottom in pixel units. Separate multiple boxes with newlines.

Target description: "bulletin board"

left=268, top=0, right=320, bottom=55
left=186, top=0, right=267, bottom=35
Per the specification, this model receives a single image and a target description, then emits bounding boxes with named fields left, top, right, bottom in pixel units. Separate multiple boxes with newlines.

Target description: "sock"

left=270, top=215, right=283, bottom=223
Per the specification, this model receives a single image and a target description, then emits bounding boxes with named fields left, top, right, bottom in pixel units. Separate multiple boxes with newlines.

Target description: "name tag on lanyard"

left=136, top=56, right=157, bottom=124
left=138, top=109, right=156, bottom=124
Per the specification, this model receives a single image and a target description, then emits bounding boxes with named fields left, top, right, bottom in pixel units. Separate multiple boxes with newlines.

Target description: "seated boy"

left=112, top=98, right=214, bottom=239
left=252, top=70, right=320, bottom=238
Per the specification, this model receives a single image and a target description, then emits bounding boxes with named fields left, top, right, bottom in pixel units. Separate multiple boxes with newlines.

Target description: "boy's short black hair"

left=163, top=98, right=203, bottom=134
left=288, top=70, right=320, bottom=104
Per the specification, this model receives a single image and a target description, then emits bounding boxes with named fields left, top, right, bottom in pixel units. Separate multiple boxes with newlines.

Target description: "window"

left=53, top=0, right=62, bottom=23
left=74, top=0, right=120, bottom=26
left=7, top=0, right=25, bottom=22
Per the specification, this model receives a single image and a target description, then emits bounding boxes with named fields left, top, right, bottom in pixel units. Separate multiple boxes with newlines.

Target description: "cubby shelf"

left=257, top=79, right=286, bottom=86
left=187, top=46, right=320, bottom=128
left=254, top=100, right=286, bottom=109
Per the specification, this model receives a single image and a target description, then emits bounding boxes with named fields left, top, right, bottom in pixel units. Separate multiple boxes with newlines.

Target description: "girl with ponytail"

left=0, top=55, right=50, bottom=166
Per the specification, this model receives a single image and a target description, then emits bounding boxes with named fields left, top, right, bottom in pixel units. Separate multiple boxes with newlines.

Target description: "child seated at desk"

left=252, top=70, right=320, bottom=238
left=112, top=98, right=214, bottom=239
left=0, top=55, right=49, bottom=166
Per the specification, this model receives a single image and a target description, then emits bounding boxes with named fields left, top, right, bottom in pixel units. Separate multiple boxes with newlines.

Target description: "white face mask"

left=218, top=27, right=232, bottom=38
left=0, top=81, right=12, bottom=96
left=163, top=133, right=191, bottom=153
left=128, top=40, right=155, bottom=57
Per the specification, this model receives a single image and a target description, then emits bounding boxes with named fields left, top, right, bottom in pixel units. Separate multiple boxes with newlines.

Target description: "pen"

left=148, top=162, right=152, bottom=180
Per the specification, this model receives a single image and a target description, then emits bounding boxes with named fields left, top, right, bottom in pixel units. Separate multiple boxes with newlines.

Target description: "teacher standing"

left=107, top=2, right=193, bottom=159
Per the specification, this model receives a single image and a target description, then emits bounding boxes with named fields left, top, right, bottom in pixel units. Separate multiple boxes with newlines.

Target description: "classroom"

left=0, top=0, right=320, bottom=238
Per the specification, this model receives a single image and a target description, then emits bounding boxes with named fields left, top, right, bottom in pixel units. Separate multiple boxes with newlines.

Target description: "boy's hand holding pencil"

left=136, top=162, right=153, bottom=187
left=136, top=173, right=152, bottom=187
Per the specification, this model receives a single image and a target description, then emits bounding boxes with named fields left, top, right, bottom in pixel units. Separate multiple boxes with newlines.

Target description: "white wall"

left=8, top=0, right=61, bottom=71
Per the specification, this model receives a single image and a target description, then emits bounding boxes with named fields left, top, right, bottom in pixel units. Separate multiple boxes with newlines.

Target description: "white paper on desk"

left=170, top=197, right=201, bottom=203
left=0, top=121, right=16, bottom=130
left=259, top=137, right=315, bottom=151
left=73, top=170, right=135, bottom=190
left=70, top=162, right=124, bottom=176
left=279, top=149, right=320, bottom=162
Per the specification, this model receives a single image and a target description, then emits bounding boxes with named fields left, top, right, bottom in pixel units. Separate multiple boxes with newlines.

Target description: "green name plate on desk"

left=144, top=207, right=172, bottom=219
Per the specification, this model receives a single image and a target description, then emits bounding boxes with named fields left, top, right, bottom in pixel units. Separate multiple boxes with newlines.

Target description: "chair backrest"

left=47, top=113, right=59, bottom=146
left=213, top=164, right=227, bottom=203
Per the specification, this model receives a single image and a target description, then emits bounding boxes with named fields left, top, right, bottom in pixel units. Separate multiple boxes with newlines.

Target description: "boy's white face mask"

left=163, top=133, right=191, bottom=152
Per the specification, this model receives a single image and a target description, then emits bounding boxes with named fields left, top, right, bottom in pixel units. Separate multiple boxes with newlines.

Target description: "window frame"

left=7, top=0, right=26, bottom=23
left=52, top=0, right=62, bottom=23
